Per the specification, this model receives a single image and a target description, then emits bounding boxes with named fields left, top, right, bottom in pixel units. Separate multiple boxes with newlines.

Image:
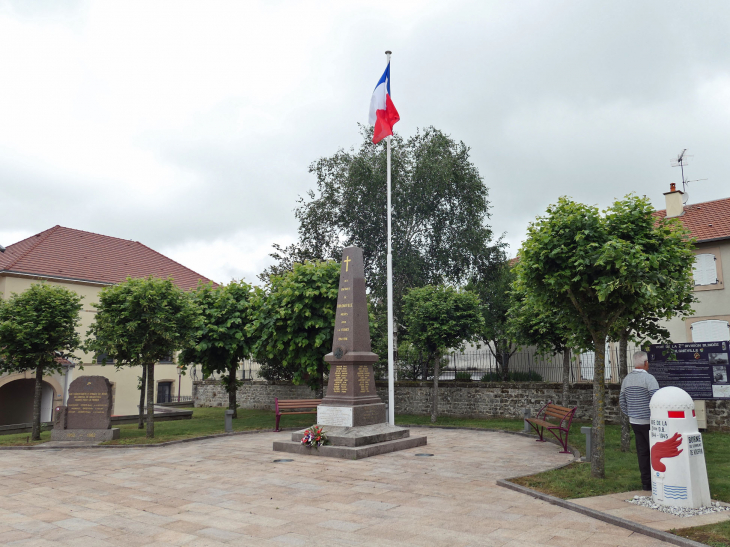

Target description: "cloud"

left=1, top=0, right=729, bottom=278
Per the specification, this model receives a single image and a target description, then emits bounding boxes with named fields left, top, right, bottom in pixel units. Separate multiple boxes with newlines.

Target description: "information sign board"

left=648, top=341, right=730, bottom=399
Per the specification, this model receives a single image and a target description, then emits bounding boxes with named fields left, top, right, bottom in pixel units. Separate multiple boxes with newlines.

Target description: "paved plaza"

left=0, top=428, right=678, bottom=546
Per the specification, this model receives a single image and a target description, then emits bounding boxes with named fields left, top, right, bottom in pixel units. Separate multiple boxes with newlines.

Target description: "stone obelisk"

left=272, top=246, right=427, bottom=459
left=317, top=247, right=386, bottom=427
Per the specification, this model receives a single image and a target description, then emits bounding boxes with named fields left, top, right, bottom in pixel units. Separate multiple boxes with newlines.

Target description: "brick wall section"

left=193, top=379, right=729, bottom=430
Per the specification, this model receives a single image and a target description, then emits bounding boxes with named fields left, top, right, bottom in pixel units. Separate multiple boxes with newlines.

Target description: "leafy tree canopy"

left=402, top=284, right=483, bottom=422
left=466, top=258, right=519, bottom=377
left=86, top=277, right=198, bottom=366
left=0, top=282, right=83, bottom=440
left=179, top=280, right=257, bottom=416
left=402, top=285, right=483, bottom=361
left=263, top=126, right=502, bottom=318
left=0, top=283, right=83, bottom=375
left=514, top=194, right=696, bottom=478
left=250, top=260, right=340, bottom=393
left=85, top=276, right=198, bottom=438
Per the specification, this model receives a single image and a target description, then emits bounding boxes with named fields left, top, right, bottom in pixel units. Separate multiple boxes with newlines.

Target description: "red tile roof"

left=0, top=226, right=214, bottom=290
left=654, top=196, right=730, bottom=243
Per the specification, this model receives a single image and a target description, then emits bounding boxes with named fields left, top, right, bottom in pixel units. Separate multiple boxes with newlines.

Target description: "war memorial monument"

left=51, top=376, right=120, bottom=442
left=273, top=246, right=427, bottom=459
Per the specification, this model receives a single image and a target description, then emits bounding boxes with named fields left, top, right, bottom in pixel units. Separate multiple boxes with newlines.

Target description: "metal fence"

left=185, top=344, right=644, bottom=385
left=188, top=359, right=263, bottom=383
left=392, top=344, right=644, bottom=383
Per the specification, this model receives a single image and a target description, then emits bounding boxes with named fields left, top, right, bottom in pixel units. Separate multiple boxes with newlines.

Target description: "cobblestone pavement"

left=0, top=428, right=676, bottom=546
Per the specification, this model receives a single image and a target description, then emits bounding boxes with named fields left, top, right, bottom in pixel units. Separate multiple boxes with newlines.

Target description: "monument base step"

left=273, top=434, right=427, bottom=460
left=51, top=428, right=120, bottom=442
left=275, top=425, right=427, bottom=460
left=290, top=423, right=411, bottom=447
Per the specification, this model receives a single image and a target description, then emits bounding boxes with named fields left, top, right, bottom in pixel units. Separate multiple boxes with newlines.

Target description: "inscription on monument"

left=333, top=366, right=348, bottom=393
left=65, top=376, right=113, bottom=430
left=358, top=365, right=370, bottom=393
left=317, top=405, right=353, bottom=427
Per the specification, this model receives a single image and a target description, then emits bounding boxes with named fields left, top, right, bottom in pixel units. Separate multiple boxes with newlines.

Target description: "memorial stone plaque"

left=65, top=376, right=114, bottom=430
left=318, top=247, right=386, bottom=426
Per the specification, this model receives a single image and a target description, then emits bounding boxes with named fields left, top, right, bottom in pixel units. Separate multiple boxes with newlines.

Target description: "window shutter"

left=693, top=254, right=718, bottom=286
left=692, top=320, right=730, bottom=342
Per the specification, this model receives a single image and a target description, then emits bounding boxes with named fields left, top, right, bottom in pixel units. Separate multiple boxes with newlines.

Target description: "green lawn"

left=0, top=430, right=52, bottom=446
left=104, top=407, right=316, bottom=445
left=0, top=408, right=317, bottom=446
left=672, top=520, right=730, bottom=547
left=509, top=420, right=730, bottom=504
left=396, top=414, right=526, bottom=431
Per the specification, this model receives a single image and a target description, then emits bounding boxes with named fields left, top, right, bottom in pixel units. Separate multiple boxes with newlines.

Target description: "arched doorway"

left=0, top=379, right=56, bottom=426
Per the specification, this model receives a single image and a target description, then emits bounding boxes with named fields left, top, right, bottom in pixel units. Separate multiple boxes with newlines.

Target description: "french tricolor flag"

left=369, top=61, right=400, bottom=144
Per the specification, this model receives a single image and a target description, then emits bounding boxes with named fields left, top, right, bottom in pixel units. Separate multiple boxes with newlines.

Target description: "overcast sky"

left=1, top=1, right=729, bottom=284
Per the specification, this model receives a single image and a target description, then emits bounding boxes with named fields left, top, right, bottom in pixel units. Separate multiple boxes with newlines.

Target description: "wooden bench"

left=274, top=398, right=321, bottom=432
left=525, top=402, right=577, bottom=454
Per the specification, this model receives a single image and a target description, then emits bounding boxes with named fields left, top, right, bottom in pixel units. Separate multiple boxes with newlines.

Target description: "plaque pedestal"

left=317, top=403, right=387, bottom=428
left=51, top=428, right=120, bottom=442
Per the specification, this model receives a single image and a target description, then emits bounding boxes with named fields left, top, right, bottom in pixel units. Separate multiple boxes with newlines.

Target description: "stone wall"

left=193, top=379, right=317, bottom=410
left=193, top=379, right=729, bottom=430
left=374, top=381, right=622, bottom=423
left=704, top=399, right=730, bottom=431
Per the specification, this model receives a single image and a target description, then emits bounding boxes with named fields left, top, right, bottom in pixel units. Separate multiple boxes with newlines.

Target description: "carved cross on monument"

left=317, top=246, right=386, bottom=427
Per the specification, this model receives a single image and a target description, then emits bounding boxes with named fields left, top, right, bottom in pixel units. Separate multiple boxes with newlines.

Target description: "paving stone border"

left=497, top=479, right=707, bottom=547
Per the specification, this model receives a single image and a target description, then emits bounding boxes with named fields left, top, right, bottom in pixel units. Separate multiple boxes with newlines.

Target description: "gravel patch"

left=626, top=495, right=730, bottom=517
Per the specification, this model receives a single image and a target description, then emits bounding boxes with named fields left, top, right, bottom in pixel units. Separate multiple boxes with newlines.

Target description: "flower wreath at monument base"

left=301, top=425, right=329, bottom=448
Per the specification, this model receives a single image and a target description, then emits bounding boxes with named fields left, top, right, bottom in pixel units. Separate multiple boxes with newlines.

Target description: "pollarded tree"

left=178, top=281, right=257, bottom=418
left=515, top=195, right=695, bottom=478
left=401, top=285, right=483, bottom=423
left=250, top=261, right=340, bottom=395
left=605, top=197, right=696, bottom=451
left=86, top=277, right=198, bottom=438
left=0, top=283, right=83, bottom=441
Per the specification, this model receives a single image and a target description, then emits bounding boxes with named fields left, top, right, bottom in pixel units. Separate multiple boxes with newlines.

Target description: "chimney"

left=664, top=183, right=684, bottom=218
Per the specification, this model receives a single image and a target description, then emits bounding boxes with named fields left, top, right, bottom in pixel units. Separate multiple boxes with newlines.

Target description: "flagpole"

left=385, top=50, right=395, bottom=426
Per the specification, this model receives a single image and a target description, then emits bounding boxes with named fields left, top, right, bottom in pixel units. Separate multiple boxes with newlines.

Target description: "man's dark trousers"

left=631, top=423, right=651, bottom=489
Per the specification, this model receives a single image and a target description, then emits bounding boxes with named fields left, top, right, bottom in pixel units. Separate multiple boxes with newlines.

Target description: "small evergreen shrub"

left=454, top=371, right=472, bottom=381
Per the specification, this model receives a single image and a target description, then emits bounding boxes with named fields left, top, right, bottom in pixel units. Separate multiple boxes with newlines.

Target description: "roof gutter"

left=696, top=236, right=730, bottom=244
left=0, top=270, right=114, bottom=287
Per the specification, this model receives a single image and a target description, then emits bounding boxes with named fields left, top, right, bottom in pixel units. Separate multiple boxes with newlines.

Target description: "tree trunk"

left=431, top=354, right=439, bottom=423
left=146, top=363, right=155, bottom=438
left=318, top=359, right=324, bottom=399
left=31, top=363, right=44, bottom=441
left=591, top=333, right=607, bottom=479
left=228, top=363, right=238, bottom=419
left=138, top=364, right=147, bottom=429
left=502, top=349, right=510, bottom=381
left=562, top=348, right=571, bottom=407
left=618, top=331, right=631, bottom=452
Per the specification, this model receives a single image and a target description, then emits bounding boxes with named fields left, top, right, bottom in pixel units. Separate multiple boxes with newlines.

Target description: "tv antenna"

left=670, top=149, right=706, bottom=193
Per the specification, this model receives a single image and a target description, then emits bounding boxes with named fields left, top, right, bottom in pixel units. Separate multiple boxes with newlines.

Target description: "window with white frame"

left=691, top=320, right=730, bottom=342
left=693, top=253, right=719, bottom=286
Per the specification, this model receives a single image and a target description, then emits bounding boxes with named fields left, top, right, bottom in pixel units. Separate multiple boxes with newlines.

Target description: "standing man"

left=620, top=350, right=660, bottom=491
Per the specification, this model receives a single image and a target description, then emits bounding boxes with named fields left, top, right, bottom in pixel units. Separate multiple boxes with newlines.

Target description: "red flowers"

left=300, top=425, right=329, bottom=449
